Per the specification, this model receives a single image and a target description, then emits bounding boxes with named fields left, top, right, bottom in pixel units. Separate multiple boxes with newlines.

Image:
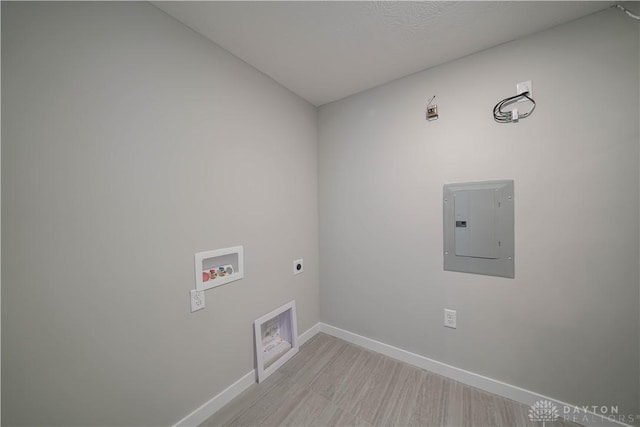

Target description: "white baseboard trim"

left=176, top=322, right=631, bottom=427
left=173, top=323, right=323, bottom=427
left=173, top=370, right=255, bottom=427
left=319, top=323, right=632, bottom=427
left=298, top=322, right=321, bottom=346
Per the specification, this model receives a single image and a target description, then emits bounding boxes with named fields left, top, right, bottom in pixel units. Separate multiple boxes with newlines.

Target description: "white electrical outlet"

left=190, top=289, right=205, bottom=312
left=293, top=259, right=304, bottom=275
left=516, top=80, right=532, bottom=102
left=444, top=309, right=457, bottom=329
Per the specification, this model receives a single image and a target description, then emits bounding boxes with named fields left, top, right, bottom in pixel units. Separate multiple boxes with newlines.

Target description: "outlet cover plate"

left=444, top=309, right=457, bottom=329
left=516, top=80, right=532, bottom=102
left=293, top=259, right=304, bottom=275
left=190, top=289, right=205, bottom=312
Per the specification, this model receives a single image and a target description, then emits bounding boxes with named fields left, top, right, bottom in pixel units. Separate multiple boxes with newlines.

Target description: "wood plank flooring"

left=201, top=333, right=580, bottom=427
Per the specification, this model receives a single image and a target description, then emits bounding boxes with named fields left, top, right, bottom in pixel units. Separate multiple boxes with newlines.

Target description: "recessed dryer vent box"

left=443, top=180, right=514, bottom=278
left=195, top=246, right=244, bottom=291
left=254, top=300, right=298, bottom=383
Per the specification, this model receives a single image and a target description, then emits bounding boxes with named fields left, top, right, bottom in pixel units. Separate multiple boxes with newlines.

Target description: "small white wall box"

left=195, top=246, right=244, bottom=291
left=253, top=300, right=299, bottom=383
left=443, top=180, right=514, bottom=278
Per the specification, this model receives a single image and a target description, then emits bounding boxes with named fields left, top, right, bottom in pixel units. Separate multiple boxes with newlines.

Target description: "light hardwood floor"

left=201, top=333, right=580, bottom=427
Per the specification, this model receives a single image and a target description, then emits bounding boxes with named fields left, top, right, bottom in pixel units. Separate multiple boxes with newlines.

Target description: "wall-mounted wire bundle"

left=614, top=4, right=640, bottom=21
left=493, top=92, right=536, bottom=123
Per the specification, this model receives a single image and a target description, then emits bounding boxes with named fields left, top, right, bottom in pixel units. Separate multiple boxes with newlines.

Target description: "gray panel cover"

left=443, top=180, right=514, bottom=278
left=454, top=189, right=498, bottom=259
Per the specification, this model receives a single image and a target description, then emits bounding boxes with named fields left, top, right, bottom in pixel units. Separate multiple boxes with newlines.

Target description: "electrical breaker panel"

left=443, top=180, right=514, bottom=278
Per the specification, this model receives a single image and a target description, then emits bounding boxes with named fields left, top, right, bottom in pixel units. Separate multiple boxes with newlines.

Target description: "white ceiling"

left=153, top=1, right=614, bottom=106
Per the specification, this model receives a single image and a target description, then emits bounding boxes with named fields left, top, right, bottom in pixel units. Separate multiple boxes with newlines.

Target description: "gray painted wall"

left=1, top=2, right=3, bottom=424
left=3, top=1, right=640, bottom=425
left=319, top=7, right=639, bottom=417
left=2, top=2, right=319, bottom=425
